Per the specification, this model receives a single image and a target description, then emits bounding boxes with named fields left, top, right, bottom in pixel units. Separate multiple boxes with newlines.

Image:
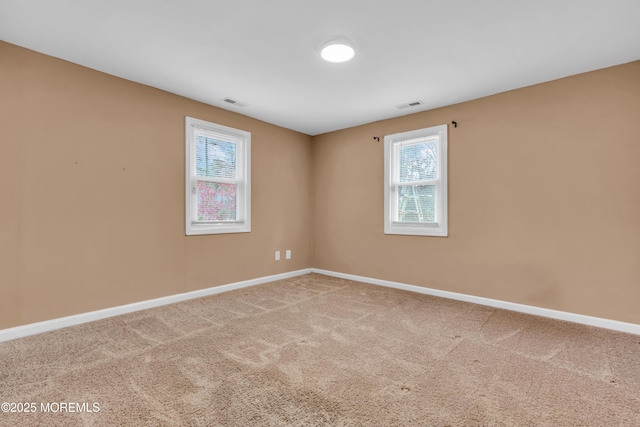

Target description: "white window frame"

left=185, top=116, right=251, bottom=235
left=384, top=124, right=448, bottom=237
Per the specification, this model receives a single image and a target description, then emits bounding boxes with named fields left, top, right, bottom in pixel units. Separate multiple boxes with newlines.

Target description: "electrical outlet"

left=275, top=251, right=281, bottom=261
left=285, top=250, right=291, bottom=260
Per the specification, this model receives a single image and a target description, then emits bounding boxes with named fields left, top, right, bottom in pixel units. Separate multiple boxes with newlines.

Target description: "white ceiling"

left=1, top=1, right=639, bottom=135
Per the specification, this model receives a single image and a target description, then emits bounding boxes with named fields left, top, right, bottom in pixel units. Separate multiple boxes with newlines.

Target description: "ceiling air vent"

left=222, top=97, right=249, bottom=108
left=395, top=100, right=424, bottom=110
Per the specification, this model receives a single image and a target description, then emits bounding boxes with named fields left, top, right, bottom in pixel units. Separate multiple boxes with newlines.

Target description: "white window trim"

left=185, top=116, right=251, bottom=235
left=384, top=124, right=448, bottom=237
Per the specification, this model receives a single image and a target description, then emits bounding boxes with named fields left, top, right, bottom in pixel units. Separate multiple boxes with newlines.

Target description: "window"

left=384, top=124, right=448, bottom=236
left=185, top=117, right=251, bottom=235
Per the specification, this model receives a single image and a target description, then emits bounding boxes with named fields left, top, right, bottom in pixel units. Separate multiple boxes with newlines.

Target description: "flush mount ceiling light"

left=320, top=40, right=355, bottom=63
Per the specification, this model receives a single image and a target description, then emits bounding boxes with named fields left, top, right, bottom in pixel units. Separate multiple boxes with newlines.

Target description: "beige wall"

left=0, top=42, right=313, bottom=329
left=2, top=41, right=639, bottom=330
left=313, top=61, right=640, bottom=324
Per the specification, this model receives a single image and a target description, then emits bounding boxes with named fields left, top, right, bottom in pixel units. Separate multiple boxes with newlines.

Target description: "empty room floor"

left=1, top=273, right=638, bottom=426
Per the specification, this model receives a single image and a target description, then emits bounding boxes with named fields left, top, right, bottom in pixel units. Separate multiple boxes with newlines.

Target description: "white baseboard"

left=311, top=268, right=640, bottom=336
left=3, top=267, right=638, bottom=343
left=0, top=269, right=312, bottom=343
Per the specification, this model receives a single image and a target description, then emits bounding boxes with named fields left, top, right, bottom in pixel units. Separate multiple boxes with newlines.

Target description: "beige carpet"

left=1, top=273, right=639, bottom=426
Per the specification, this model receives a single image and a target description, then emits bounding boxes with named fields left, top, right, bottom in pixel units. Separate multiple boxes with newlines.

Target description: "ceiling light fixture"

left=320, top=39, right=355, bottom=63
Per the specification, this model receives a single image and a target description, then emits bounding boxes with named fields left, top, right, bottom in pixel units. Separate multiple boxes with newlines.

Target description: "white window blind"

left=186, top=117, right=251, bottom=235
